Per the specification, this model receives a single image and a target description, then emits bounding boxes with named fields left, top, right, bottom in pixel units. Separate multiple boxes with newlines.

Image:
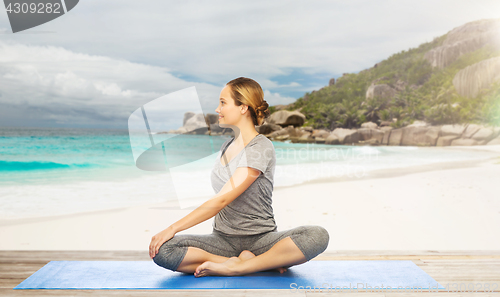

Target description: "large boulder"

left=401, top=126, right=434, bottom=146
left=388, top=128, right=404, bottom=145
left=205, top=113, right=219, bottom=125
left=424, top=126, right=441, bottom=146
left=471, top=127, right=499, bottom=143
left=312, top=129, right=331, bottom=139
left=436, top=135, right=460, bottom=146
left=487, top=135, right=500, bottom=145
left=267, top=110, right=306, bottom=127
left=361, top=121, right=378, bottom=129
left=183, top=112, right=196, bottom=126
left=332, top=128, right=360, bottom=144
left=424, top=19, right=500, bottom=69
left=440, top=124, right=467, bottom=137
left=452, top=56, right=500, bottom=98
left=451, top=138, right=479, bottom=146
left=258, top=123, right=282, bottom=135
left=365, top=83, right=397, bottom=102
left=357, top=128, right=384, bottom=143
left=380, top=127, right=393, bottom=145
left=462, top=124, right=483, bottom=138
left=284, top=125, right=302, bottom=137
left=297, top=131, right=314, bottom=143
left=325, top=133, right=340, bottom=145
left=183, top=113, right=207, bottom=131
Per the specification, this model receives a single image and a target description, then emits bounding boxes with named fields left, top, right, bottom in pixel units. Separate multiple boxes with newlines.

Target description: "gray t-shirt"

left=211, top=134, right=277, bottom=236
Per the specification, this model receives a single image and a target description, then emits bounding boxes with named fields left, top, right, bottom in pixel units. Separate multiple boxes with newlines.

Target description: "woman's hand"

left=149, top=226, right=176, bottom=259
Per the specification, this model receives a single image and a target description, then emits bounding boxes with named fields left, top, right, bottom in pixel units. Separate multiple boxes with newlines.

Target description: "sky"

left=0, top=0, right=499, bottom=130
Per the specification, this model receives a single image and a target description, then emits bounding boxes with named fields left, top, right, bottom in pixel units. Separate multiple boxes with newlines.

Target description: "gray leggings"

left=153, top=225, right=329, bottom=272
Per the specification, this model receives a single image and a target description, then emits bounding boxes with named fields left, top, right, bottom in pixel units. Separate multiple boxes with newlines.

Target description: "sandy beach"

left=1, top=145, right=499, bottom=252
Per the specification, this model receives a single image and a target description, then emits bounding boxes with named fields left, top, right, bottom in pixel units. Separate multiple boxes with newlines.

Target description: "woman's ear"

left=240, top=104, right=249, bottom=114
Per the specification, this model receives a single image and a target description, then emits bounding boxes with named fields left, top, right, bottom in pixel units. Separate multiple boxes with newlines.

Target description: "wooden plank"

left=2, top=251, right=500, bottom=296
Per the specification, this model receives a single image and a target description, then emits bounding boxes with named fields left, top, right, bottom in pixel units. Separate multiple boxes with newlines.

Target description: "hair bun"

left=255, top=100, right=269, bottom=119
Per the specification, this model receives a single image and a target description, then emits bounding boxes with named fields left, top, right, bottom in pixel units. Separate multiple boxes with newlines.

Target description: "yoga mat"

left=14, top=260, right=445, bottom=290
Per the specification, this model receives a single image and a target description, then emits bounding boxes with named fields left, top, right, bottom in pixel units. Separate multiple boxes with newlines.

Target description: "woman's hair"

left=226, top=77, right=270, bottom=126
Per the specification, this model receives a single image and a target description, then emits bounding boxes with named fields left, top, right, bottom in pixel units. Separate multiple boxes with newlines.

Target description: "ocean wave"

left=0, top=160, right=92, bottom=171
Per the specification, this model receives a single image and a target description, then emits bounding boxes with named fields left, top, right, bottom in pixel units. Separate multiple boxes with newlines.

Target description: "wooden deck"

left=1, top=250, right=500, bottom=296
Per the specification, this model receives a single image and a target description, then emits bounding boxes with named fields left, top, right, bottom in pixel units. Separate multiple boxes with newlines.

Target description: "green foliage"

left=289, top=30, right=500, bottom=129
left=268, top=105, right=276, bottom=114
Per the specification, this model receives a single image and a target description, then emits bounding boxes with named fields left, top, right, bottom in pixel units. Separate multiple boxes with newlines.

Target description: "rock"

left=440, top=124, right=467, bottom=137
left=205, top=113, right=219, bottom=125
left=486, top=135, right=500, bottom=145
left=380, top=121, right=393, bottom=127
left=452, top=56, right=500, bottom=98
left=269, top=129, right=289, bottom=138
left=365, top=83, right=397, bottom=101
left=258, top=123, right=282, bottom=135
left=297, top=132, right=314, bottom=143
left=401, top=126, right=432, bottom=146
left=285, top=125, right=302, bottom=137
left=407, top=120, right=429, bottom=127
left=183, top=113, right=207, bottom=131
left=183, top=112, right=196, bottom=126
left=380, top=127, right=393, bottom=145
left=357, top=128, right=372, bottom=141
left=436, top=135, right=460, bottom=146
left=424, top=19, right=500, bottom=69
left=424, top=126, right=441, bottom=146
left=471, top=127, right=498, bottom=142
left=300, top=126, right=314, bottom=133
left=274, top=135, right=290, bottom=141
left=361, top=121, right=378, bottom=129
left=312, top=129, right=331, bottom=139
left=393, top=79, right=409, bottom=92
left=315, top=137, right=326, bottom=144
left=462, top=124, right=483, bottom=138
left=399, top=125, right=440, bottom=146
left=358, top=138, right=380, bottom=145
left=325, top=133, right=340, bottom=145
left=357, top=128, right=385, bottom=144
left=267, top=110, right=306, bottom=127
left=332, top=128, right=359, bottom=144
left=388, top=128, right=404, bottom=145
left=329, top=78, right=335, bottom=86
left=451, top=138, right=479, bottom=146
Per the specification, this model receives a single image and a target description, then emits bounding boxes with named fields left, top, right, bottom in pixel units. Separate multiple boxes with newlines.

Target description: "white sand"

left=1, top=146, right=499, bottom=251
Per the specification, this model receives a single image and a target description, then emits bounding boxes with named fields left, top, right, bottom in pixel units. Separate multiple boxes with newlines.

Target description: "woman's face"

left=216, top=85, right=243, bottom=126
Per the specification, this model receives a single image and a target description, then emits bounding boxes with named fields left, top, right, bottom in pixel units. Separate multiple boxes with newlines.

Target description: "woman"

left=150, top=77, right=329, bottom=277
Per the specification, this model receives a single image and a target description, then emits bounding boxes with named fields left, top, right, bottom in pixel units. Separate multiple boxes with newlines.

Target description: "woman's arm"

left=149, top=167, right=261, bottom=258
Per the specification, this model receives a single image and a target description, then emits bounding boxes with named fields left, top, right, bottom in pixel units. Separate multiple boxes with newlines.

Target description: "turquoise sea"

left=0, top=126, right=497, bottom=219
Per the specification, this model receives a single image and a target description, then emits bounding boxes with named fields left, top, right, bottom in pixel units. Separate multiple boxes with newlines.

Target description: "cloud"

left=263, top=89, right=296, bottom=106
left=1, top=0, right=500, bottom=127
left=0, top=41, right=296, bottom=128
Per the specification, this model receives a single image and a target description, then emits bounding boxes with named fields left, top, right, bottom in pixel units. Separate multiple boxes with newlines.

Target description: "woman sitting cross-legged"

left=149, top=77, right=329, bottom=277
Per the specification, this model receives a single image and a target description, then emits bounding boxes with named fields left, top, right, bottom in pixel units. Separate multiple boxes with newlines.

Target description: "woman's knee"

left=152, top=239, right=188, bottom=272
left=294, top=225, right=329, bottom=260
left=309, top=225, right=329, bottom=253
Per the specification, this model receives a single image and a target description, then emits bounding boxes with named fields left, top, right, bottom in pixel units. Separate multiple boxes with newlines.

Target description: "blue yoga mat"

left=14, top=260, right=445, bottom=290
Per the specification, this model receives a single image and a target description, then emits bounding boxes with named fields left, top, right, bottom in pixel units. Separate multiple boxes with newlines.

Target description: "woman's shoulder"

left=247, top=134, right=275, bottom=152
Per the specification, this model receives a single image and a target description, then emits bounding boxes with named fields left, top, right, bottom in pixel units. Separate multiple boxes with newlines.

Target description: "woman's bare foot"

left=238, top=250, right=287, bottom=273
left=194, top=256, right=242, bottom=277
left=193, top=250, right=288, bottom=277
